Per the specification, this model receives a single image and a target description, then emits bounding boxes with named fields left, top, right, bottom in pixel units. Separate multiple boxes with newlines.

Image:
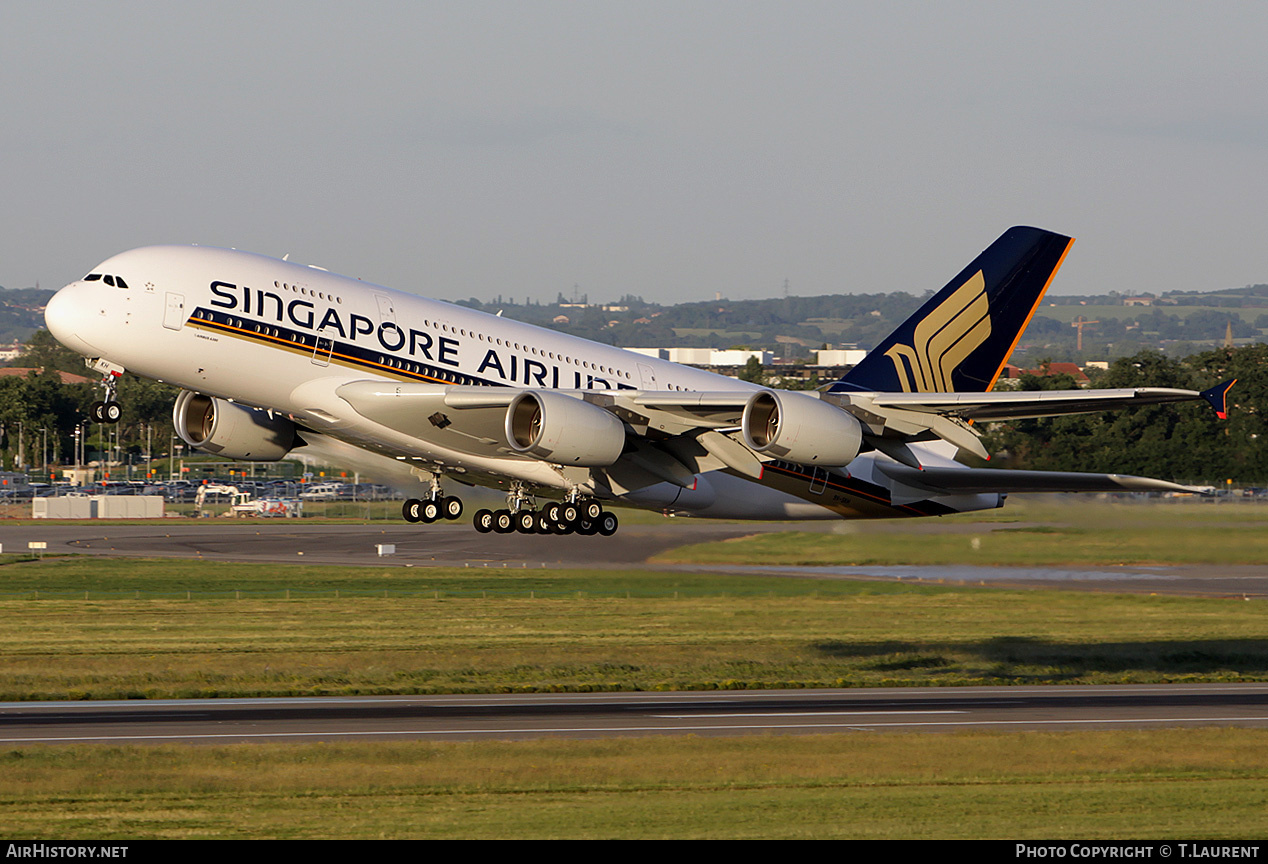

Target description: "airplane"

left=43, top=226, right=1235, bottom=536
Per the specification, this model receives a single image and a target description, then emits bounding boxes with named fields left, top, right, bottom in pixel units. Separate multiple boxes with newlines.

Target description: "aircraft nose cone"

left=45, top=283, right=103, bottom=356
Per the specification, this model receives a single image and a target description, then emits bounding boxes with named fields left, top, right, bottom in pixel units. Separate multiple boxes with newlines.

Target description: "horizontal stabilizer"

left=877, top=464, right=1207, bottom=497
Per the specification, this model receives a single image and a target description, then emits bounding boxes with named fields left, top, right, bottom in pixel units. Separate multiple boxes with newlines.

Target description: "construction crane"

left=1071, top=316, right=1099, bottom=352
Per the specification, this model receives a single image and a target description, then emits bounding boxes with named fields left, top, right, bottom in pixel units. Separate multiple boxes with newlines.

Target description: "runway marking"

left=7, top=715, right=1268, bottom=743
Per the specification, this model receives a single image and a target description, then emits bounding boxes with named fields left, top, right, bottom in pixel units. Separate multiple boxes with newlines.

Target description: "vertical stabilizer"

left=831, top=226, right=1074, bottom=394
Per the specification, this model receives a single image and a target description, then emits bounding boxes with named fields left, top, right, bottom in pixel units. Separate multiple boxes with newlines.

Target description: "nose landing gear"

left=87, top=360, right=126, bottom=424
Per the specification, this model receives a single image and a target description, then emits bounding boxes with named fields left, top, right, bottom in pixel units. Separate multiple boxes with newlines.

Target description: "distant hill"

left=0, top=287, right=55, bottom=344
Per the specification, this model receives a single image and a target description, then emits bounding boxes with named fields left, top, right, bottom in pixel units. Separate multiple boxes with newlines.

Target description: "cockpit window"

left=84, top=273, right=102, bottom=281
left=104, top=275, right=116, bottom=287
left=114, top=276, right=129, bottom=289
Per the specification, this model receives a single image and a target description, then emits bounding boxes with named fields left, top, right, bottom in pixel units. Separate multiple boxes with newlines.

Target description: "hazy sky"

left=5, top=1, right=1268, bottom=304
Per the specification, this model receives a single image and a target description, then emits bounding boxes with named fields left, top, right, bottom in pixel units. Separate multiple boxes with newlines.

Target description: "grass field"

left=2, top=730, right=1267, bottom=838
left=0, top=537, right=1265, bottom=700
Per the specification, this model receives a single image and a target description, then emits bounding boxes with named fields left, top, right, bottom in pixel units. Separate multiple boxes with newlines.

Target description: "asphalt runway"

left=5, top=519, right=1268, bottom=596
left=5, top=684, right=1268, bottom=744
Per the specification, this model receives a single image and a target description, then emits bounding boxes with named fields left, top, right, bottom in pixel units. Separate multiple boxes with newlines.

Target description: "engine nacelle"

left=741, top=390, right=863, bottom=466
left=505, top=390, right=626, bottom=467
left=173, top=390, right=299, bottom=461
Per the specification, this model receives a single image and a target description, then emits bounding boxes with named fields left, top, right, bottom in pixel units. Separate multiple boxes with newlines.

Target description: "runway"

left=6, top=520, right=1268, bottom=596
left=5, top=684, right=1268, bottom=745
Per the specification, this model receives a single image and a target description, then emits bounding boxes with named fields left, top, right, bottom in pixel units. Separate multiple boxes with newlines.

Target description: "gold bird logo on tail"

left=883, top=271, right=991, bottom=393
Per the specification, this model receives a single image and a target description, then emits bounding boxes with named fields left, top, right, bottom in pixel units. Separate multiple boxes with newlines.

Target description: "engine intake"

left=741, top=390, right=863, bottom=466
left=505, top=390, right=626, bottom=466
left=173, top=390, right=299, bottom=461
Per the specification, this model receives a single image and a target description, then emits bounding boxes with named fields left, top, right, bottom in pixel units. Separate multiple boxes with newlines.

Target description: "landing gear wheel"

left=577, top=519, right=598, bottom=536
left=597, top=512, right=619, bottom=536
left=441, top=496, right=464, bottom=520
left=402, top=499, right=422, bottom=523
left=493, top=509, right=514, bottom=534
left=560, top=502, right=581, bottom=525
left=543, top=502, right=563, bottom=524
left=536, top=511, right=555, bottom=534
left=90, top=401, right=105, bottom=423
left=103, top=401, right=122, bottom=423
left=420, top=499, right=441, bottom=523
left=515, top=510, right=538, bottom=533
left=582, top=499, right=604, bottom=521
left=473, top=509, right=494, bottom=533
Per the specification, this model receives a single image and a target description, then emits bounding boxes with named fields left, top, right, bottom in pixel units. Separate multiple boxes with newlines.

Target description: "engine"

left=741, top=390, right=863, bottom=466
left=173, top=390, right=300, bottom=461
left=505, top=390, right=626, bottom=466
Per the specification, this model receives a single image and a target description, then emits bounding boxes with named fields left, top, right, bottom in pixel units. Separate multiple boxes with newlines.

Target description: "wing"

left=326, top=379, right=1227, bottom=500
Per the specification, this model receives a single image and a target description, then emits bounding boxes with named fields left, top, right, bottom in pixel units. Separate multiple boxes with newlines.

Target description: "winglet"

left=1201, top=379, right=1236, bottom=420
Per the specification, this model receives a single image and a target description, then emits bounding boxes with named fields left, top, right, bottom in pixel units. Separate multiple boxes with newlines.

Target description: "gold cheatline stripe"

left=187, top=314, right=459, bottom=386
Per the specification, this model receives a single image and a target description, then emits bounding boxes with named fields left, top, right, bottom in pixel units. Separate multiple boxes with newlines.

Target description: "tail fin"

left=830, top=226, right=1074, bottom=394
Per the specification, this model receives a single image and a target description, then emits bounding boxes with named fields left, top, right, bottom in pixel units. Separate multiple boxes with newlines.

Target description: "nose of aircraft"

left=45, top=282, right=104, bottom=357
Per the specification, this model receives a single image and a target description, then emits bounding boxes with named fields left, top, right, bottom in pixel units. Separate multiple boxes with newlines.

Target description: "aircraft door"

left=162, top=293, right=186, bottom=331
left=312, top=329, right=333, bottom=366
left=637, top=363, right=658, bottom=390
left=809, top=467, right=828, bottom=494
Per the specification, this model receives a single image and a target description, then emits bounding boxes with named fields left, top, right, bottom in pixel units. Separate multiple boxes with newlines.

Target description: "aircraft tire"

left=442, top=496, right=464, bottom=520
left=420, top=499, right=441, bottom=523
left=103, top=402, right=122, bottom=423
left=582, top=499, right=604, bottom=521
left=402, top=499, right=422, bottom=523
left=543, top=502, right=562, bottom=524
left=597, top=512, right=619, bottom=536
left=473, top=509, right=494, bottom=533
left=493, top=509, right=514, bottom=533
left=90, top=401, right=105, bottom=423
left=576, top=519, right=598, bottom=536
left=515, top=510, right=537, bottom=533
left=560, top=502, right=581, bottom=525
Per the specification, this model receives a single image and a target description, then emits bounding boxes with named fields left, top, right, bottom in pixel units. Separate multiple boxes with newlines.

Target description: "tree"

left=738, top=356, right=765, bottom=385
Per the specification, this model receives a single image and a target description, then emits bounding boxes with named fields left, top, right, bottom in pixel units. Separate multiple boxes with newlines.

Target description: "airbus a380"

left=43, top=227, right=1234, bottom=536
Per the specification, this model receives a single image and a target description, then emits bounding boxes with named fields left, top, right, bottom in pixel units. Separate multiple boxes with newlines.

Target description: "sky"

left=4, top=1, right=1268, bottom=305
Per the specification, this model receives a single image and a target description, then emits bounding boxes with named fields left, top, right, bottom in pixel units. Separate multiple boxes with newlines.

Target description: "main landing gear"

left=472, top=497, right=617, bottom=536
left=401, top=494, right=464, bottom=524
left=400, top=480, right=618, bottom=536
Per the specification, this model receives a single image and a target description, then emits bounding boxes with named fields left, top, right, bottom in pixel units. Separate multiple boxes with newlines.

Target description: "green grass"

left=2, top=730, right=1267, bottom=838
left=0, top=557, right=1266, bottom=699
